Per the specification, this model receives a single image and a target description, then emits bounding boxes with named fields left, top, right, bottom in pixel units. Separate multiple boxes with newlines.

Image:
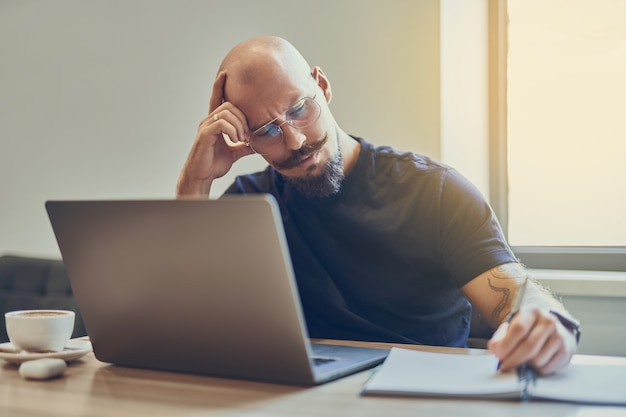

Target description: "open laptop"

left=45, top=194, right=388, bottom=385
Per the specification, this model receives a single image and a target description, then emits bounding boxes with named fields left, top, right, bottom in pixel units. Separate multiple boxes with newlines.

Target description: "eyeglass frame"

left=245, top=75, right=321, bottom=155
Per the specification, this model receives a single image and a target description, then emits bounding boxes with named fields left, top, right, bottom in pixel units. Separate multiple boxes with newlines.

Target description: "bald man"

left=177, top=36, right=580, bottom=376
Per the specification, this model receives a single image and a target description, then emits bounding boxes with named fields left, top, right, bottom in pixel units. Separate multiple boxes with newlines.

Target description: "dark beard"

left=284, top=150, right=344, bottom=198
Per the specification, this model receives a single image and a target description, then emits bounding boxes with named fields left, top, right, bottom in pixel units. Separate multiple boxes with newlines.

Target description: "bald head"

left=219, top=36, right=312, bottom=98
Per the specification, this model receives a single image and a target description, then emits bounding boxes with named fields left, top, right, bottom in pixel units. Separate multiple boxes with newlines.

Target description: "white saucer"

left=0, top=338, right=92, bottom=364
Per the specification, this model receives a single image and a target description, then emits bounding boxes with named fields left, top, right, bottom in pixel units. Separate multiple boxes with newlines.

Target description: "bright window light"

left=507, top=0, right=626, bottom=246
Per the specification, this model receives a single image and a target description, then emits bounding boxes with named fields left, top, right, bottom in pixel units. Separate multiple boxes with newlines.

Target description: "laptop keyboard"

left=313, top=356, right=337, bottom=366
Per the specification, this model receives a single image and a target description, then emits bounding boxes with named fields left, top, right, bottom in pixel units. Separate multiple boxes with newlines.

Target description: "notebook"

left=361, top=347, right=626, bottom=405
left=45, top=195, right=388, bottom=385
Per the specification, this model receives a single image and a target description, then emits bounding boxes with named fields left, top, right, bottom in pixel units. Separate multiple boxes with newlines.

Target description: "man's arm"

left=176, top=71, right=253, bottom=198
left=462, top=263, right=579, bottom=375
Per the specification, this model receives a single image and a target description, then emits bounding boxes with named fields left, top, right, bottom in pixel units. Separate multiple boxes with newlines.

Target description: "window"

left=490, top=0, right=626, bottom=271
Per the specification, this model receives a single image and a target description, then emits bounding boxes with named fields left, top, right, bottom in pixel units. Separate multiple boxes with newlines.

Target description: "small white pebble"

left=19, top=358, right=67, bottom=380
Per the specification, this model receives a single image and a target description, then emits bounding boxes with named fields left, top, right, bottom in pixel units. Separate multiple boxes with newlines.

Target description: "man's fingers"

left=491, top=322, right=533, bottom=371
left=204, top=107, right=249, bottom=144
left=205, top=71, right=250, bottom=143
left=209, top=71, right=227, bottom=113
left=231, top=141, right=255, bottom=159
left=488, top=311, right=542, bottom=371
left=489, top=308, right=575, bottom=375
left=489, top=314, right=533, bottom=356
left=529, top=331, right=562, bottom=375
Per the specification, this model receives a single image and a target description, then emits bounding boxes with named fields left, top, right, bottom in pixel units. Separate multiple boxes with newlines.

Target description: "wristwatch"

left=550, top=309, right=582, bottom=344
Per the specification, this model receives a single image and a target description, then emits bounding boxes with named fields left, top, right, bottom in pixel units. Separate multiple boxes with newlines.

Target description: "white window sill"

left=528, top=269, right=626, bottom=298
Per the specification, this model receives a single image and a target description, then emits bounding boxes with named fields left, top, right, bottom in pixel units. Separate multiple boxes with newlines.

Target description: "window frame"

left=487, top=0, right=626, bottom=272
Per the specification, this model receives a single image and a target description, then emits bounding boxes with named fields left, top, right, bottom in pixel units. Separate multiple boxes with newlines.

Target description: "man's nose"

left=279, top=121, right=306, bottom=150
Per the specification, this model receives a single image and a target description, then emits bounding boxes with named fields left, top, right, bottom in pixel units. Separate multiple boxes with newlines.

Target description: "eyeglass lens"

left=248, top=97, right=321, bottom=155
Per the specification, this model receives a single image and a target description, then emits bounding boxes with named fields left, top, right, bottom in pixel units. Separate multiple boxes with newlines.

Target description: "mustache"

left=273, top=134, right=328, bottom=170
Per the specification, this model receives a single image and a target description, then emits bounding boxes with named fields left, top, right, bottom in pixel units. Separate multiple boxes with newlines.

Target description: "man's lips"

left=295, top=152, right=317, bottom=169
left=273, top=134, right=328, bottom=170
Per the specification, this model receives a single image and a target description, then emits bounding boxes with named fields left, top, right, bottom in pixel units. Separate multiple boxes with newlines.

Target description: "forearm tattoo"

left=482, top=264, right=565, bottom=324
left=487, top=264, right=522, bottom=322
left=488, top=278, right=510, bottom=322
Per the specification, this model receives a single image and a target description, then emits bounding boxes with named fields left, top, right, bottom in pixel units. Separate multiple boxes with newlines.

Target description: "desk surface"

left=1, top=339, right=625, bottom=417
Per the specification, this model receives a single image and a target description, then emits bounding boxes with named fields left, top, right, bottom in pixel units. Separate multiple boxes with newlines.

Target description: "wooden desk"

left=1, top=340, right=625, bottom=417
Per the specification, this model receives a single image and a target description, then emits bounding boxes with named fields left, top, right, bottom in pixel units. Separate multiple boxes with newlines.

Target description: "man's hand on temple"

left=177, top=71, right=253, bottom=197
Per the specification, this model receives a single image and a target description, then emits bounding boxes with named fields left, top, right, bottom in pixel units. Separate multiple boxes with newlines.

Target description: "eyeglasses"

left=246, top=86, right=321, bottom=155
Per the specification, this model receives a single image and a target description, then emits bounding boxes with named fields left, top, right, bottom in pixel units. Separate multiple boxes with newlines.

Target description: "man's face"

left=230, top=73, right=344, bottom=197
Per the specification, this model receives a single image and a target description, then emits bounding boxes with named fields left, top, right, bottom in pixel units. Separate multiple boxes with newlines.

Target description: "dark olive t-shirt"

left=224, top=137, right=516, bottom=347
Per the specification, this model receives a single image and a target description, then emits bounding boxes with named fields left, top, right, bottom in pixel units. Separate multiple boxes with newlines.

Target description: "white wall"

left=0, top=0, right=441, bottom=257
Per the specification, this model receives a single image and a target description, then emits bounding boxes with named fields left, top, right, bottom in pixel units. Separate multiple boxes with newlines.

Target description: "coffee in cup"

left=5, top=309, right=75, bottom=352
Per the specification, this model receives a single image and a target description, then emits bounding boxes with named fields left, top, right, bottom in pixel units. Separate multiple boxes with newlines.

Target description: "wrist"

left=549, top=309, right=581, bottom=344
left=176, top=174, right=213, bottom=197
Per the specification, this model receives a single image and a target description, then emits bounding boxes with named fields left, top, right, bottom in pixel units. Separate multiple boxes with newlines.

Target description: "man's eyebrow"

left=250, top=114, right=280, bottom=132
left=237, top=85, right=312, bottom=132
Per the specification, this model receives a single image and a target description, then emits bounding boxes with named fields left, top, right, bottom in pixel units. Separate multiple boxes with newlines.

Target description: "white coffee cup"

left=5, top=309, right=75, bottom=352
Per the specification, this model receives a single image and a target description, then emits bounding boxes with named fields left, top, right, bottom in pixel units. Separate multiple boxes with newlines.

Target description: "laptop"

left=45, top=194, right=388, bottom=385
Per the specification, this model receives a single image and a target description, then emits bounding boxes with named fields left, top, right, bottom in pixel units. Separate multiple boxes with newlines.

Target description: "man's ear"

left=312, top=66, right=332, bottom=104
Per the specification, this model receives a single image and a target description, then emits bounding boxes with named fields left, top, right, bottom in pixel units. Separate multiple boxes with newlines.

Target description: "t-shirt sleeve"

left=438, top=168, right=517, bottom=287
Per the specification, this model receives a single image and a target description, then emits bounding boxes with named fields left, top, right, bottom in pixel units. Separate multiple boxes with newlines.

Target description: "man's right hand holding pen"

left=487, top=275, right=581, bottom=377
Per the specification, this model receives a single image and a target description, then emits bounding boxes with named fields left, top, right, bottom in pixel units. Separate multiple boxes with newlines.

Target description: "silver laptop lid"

left=46, top=195, right=321, bottom=384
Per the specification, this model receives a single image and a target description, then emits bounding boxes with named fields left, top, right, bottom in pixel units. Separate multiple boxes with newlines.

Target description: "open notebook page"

left=530, top=355, right=626, bottom=405
left=362, top=347, right=626, bottom=405
left=361, top=347, right=521, bottom=398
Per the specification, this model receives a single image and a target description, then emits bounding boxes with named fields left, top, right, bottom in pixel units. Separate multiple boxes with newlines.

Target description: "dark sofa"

left=0, top=254, right=87, bottom=343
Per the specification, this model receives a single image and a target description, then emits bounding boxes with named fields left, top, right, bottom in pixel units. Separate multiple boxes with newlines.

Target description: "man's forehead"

left=224, top=75, right=309, bottom=127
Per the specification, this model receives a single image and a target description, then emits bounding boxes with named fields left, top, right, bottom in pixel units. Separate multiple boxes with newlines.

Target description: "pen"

left=497, top=275, right=537, bottom=401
